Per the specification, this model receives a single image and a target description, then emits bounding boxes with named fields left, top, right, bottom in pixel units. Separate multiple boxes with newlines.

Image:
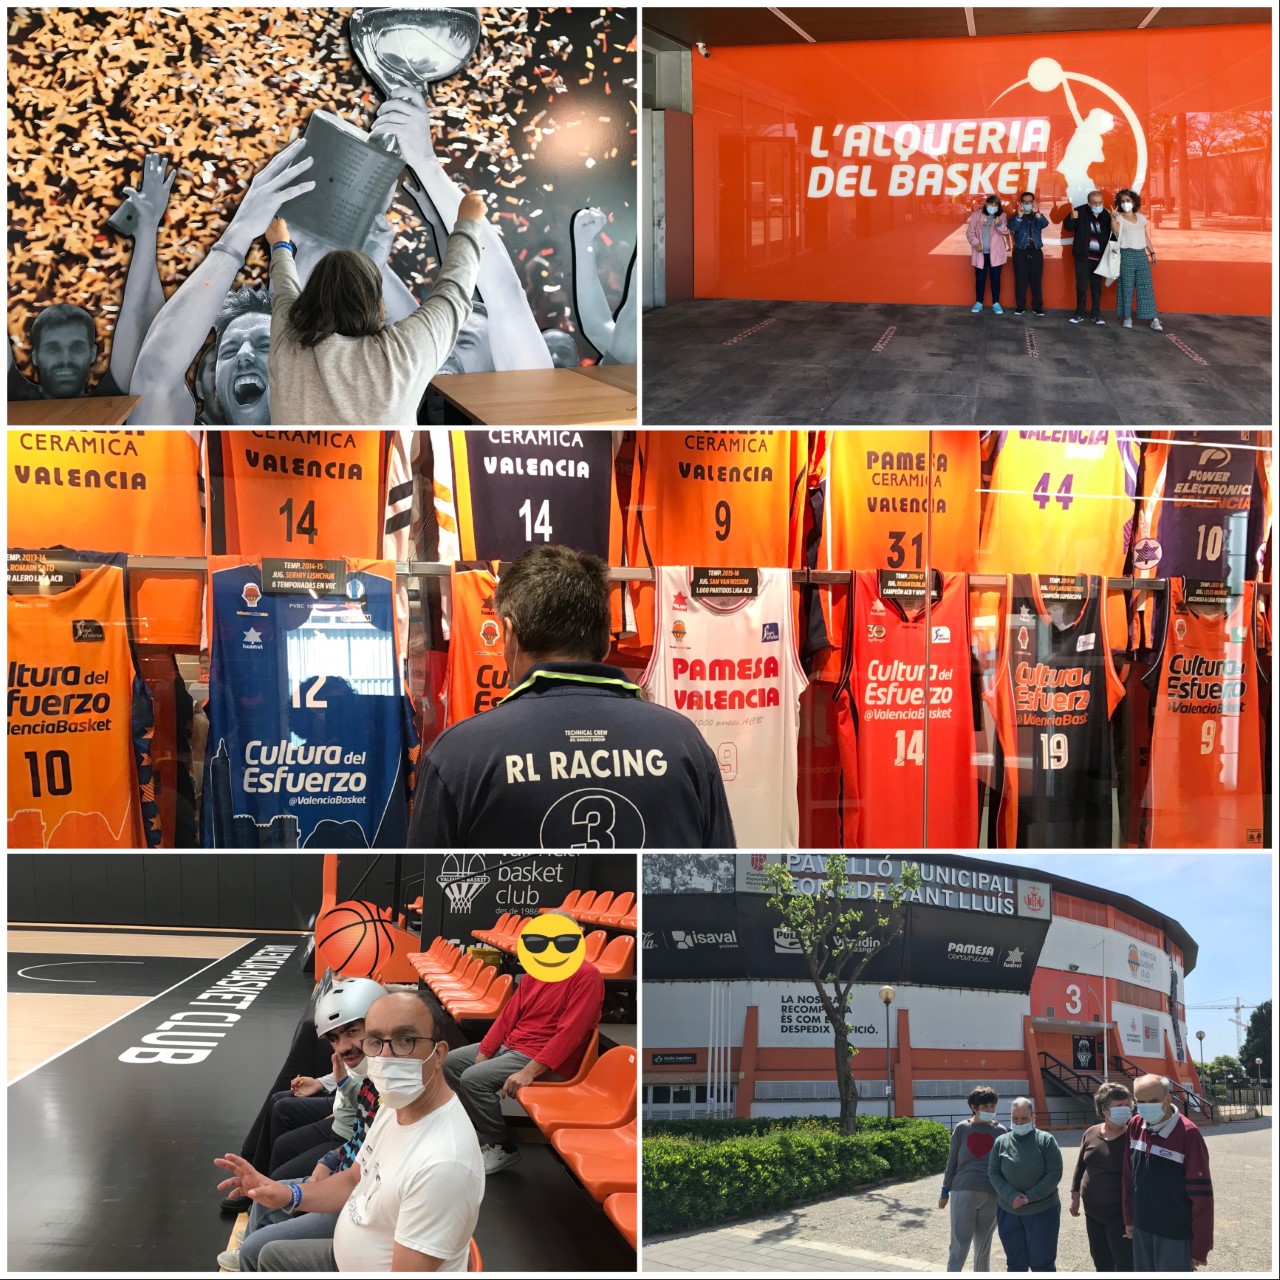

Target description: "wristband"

left=283, top=1181, right=304, bottom=1216
left=271, top=240, right=297, bottom=256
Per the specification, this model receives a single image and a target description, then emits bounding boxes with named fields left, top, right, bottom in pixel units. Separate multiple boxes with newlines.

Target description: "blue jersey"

left=202, top=558, right=417, bottom=848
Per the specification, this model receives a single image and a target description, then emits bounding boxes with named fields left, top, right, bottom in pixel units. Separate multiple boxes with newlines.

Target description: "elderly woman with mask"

left=988, top=1096, right=1063, bottom=1272
left=1071, top=1082, right=1136, bottom=1271
left=966, top=194, right=1011, bottom=315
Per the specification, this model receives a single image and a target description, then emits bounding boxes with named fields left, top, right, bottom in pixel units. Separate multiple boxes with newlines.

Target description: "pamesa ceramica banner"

left=692, top=23, right=1271, bottom=315
left=644, top=892, right=1049, bottom=990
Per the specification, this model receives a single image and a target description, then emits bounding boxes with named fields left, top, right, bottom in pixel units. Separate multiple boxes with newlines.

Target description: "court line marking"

left=16, top=960, right=144, bottom=983
left=871, top=325, right=897, bottom=352
left=6, top=939, right=264, bottom=1087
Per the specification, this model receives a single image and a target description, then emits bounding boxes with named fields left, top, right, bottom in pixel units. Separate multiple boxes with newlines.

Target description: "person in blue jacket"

left=1010, top=191, right=1050, bottom=317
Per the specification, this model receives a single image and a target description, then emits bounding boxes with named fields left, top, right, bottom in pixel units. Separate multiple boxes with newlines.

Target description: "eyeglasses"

left=359, top=1035, right=435, bottom=1057
left=521, top=934, right=582, bottom=955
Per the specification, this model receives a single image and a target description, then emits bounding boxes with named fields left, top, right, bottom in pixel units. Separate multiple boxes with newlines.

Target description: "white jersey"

left=642, top=566, right=807, bottom=847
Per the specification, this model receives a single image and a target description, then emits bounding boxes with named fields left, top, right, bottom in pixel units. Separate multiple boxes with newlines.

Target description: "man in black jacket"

left=409, top=545, right=736, bottom=848
left=1063, top=190, right=1112, bottom=325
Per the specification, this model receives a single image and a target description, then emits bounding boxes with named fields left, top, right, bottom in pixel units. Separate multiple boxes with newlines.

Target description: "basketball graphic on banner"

left=315, top=899, right=396, bottom=977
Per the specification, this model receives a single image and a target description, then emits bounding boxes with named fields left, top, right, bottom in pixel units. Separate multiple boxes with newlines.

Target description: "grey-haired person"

left=1071, top=1082, right=1136, bottom=1271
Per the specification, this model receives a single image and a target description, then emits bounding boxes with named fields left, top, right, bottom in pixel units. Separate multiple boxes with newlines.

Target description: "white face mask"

left=1121, top=201, right=1134, bottom=212
left=1022, top=201, right=1034, bottom=211
left=365, top=1044, right=438, bottom=1109
left=975, top=1109, right=996, bottom=1123
left=985, top=204, right=999, bottom=214
left=1089, top=201, right=1103, bottom=210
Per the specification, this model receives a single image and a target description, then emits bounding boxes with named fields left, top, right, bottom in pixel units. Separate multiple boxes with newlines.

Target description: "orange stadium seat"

left=471, top=913, right=514, bottom=945
left=617, top=910, right=636, bottom=933
left=428, top=956, right=484, bottom=998
left=518, top=1046, right=636, bottom=1134
left=520, top=1029, right=600, bottom=1091
left=467, top=1237, right=482, bottom=1271
left=594, top=936, right=635, bottom=980
left=449, top=972, right=513, bottom=1019
left=439, top=966, right=495, bottom=1009
left=577, top=891, right=615, bottom=925
left=597, top=892, right=634, bottom=927
left=604, top=1193, right=636, bottom=1248
left=494, top=916, right=533, bottom=955
left=538, top=889, right=582, bottom=915
left=584, top=930, right=607, bottom=965
left=551, top=1118, right=637, bottom=1200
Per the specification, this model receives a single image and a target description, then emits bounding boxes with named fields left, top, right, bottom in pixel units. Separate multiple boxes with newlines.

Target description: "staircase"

left=1109, top=1055, right=1215, bottom=1123
left=1038, top=1051, right=1103, bottom=1126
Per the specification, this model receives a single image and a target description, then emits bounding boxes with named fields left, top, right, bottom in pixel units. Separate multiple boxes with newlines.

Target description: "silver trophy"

left=351, top=6, right=482, bottom=137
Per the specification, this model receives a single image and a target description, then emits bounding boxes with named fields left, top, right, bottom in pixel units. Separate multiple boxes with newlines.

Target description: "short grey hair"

left=1135, top=1073, right=1172, bottom=1098
left=1010, top=1096, right=1035, bottom=1113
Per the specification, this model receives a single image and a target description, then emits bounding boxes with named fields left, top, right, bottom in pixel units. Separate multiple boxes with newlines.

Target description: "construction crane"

left=1186, top=997, right=1260, bottom=1055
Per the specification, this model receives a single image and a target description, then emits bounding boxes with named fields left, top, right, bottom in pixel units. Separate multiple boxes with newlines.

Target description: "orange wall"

left=692, top=24, right=1272, bottom=314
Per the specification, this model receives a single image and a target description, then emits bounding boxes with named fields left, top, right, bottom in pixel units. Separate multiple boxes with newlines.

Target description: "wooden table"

left=7, top=395, right=141, bottom=426
left=572, top=363, right=637, bottom=394
left=430, top=368, right=635, bottom=426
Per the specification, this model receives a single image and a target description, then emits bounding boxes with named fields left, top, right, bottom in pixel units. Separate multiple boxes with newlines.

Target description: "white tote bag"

left=1094, top=236, right=1121, bottom=286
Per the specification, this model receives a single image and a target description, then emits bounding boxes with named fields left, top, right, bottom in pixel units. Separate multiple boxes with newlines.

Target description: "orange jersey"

left=7, top=429, right=203, bottom=646
left=206, top=430, right=411, bottom=560
left=7, top=554, right=159, bottom=848
left=810, top=429, right=981, bottom=680
left=834, top=570, right=980, bottom=848
left=625, top=431, right=807, bottom=651
left=443, top=563, right=508, bottom=726
left=1142, top=579, right=1264, bottom=848
left=627, top=430, right=806, bottom=569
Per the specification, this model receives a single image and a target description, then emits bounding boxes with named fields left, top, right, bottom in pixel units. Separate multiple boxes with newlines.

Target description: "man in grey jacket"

left=938, top=1085, right=1007, bottom=1272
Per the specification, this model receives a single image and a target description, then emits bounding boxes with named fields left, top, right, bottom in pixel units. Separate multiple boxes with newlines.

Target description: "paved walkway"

left=644, top=1118, right=1272, bottom=1274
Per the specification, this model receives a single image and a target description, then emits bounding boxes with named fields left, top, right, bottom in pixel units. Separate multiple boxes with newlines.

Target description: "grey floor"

left=642, top=300, right=1272, bottom=426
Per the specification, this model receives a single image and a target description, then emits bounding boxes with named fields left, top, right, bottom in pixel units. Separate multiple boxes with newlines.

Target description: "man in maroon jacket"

left=443, top=916, right=605, bottom=1175
left=1122, top=1073, right=1214, bottom=1272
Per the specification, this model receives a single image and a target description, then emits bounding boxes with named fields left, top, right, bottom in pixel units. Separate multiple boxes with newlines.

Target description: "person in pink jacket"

left=966, top=195, right=1012, bottom=314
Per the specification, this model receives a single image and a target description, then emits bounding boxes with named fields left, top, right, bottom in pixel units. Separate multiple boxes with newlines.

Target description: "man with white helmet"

left=224, top=978, right=386, bottom=1215
left=217, top=979, right=390, bottom=1270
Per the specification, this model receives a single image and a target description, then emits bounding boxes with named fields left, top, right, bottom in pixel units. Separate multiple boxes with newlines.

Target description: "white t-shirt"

left=333, top=1095, right=484, bottom=1272
left=1116, top=211, right=1148, bottom=250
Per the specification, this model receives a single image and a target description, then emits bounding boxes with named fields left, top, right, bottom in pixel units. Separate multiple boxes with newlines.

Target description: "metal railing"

left=1039, top=1051, right=1104, bottom=1098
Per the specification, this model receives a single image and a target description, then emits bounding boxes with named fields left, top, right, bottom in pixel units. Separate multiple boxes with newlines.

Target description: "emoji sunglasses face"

left=516, top=917, right=586, bottom=982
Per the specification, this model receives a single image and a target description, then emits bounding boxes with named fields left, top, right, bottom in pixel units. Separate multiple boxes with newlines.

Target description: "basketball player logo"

left=993, top=55, right=1147, bottom=213
left=436, top=853, right=491, bottom=913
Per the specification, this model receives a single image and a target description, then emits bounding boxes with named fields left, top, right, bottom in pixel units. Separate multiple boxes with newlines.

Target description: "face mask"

left=1107, top=1106, right=1133, bottom=1125
left=1090, top=201, right=1103, bottom=210
left=1121, top=201, right=1134, bottom=212
left=986, top=205, right=998, bottom=214
left=1022, top=202, right=1033, bottom=211
left=974, top=1109, right=996, bottom=1123
left=1137, top=1101, right=1166, bottom=1125
left=366, top=1044, right=438, bottom=1109
left=1011, top=1121, right=1035, bottom=1136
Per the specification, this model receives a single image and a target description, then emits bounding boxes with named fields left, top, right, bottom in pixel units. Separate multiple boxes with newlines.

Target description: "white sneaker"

left=1150, top=317, right=1163, bottom=331
left=1122, top=317, right=1133, bottom=329
left=217, top=1249, right=241, bottom=1271
left=481, top=1144, right=522, bottom=1175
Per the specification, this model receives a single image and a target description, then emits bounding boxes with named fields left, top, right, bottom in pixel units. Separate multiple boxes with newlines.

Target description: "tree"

left=1199, top=1054, right=1245, bottom=1089
left=1239, top=1000, right=1270, bottom=1080
left=762, top=854, right=920, bottom=1135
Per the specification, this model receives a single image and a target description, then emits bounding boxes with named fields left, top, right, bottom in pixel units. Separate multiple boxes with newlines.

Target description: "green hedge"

left=643, top=1116, right=950, bottom=1234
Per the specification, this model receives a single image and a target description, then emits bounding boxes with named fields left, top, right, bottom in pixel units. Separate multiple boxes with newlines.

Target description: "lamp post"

left=1195, top=1030, right=1205, bottom=1072
left=879, top=984, right=896, bottom=1120
left=1255, top=1056, right=1264, bottom=1112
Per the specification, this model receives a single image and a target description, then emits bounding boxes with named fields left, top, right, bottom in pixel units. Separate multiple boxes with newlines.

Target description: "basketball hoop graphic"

left=437, top=853, right=490, bottom=913
left=993, top=55, right=1147, bottom=245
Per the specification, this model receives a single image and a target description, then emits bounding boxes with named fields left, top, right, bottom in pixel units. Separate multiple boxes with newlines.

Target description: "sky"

left=992, top=852, right=1273, bottom=1066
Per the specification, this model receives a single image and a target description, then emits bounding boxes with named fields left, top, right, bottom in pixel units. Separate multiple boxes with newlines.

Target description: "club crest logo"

left=241, top=582, right=262, bottom=608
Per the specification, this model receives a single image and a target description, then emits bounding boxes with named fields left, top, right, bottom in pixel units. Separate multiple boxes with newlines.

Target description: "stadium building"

left=643, top=854, right=1210, bottom=1128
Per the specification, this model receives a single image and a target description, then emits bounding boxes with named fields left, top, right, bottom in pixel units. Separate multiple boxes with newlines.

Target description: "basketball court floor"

left=8, top=922, right=635, bottom=1272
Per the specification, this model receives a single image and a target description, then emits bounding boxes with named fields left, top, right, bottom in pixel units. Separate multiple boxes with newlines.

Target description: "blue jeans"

left=240, top=1179, right=340, bottom=1272
left=996, top=1199, right=1061, bottom=1272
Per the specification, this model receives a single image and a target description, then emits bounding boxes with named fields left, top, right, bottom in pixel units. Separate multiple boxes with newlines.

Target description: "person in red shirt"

left=443, top=917, right=604, bottom=1175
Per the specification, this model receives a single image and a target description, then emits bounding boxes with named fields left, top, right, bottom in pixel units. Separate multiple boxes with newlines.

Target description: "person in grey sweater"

left=939, top=1086, right=1007, bottom=1272
left=988, top=1096, right=1063, bottom=1273
left=264, top=191, right=485, bottom=425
